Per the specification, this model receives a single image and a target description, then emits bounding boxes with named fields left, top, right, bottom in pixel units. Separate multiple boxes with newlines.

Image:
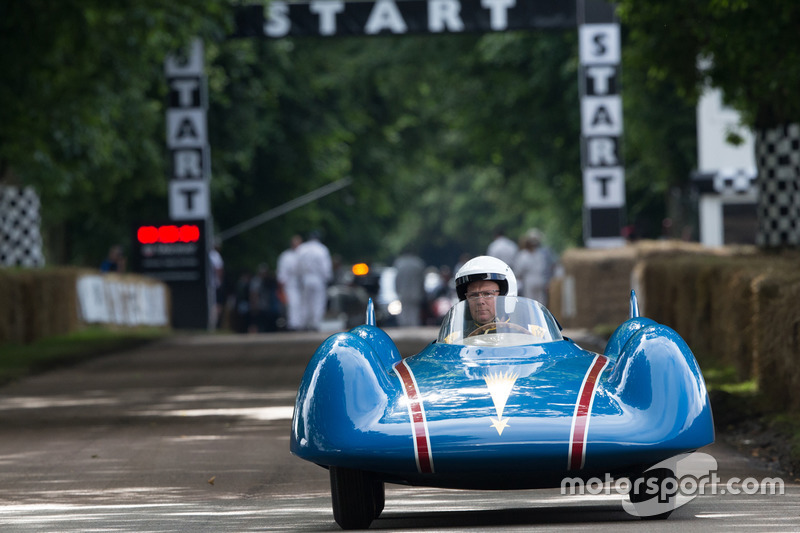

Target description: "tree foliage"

left=616, top=0, right=800, bottom=129
left=0, top=0, right=229, bottom=263
left=207, top=29, right=592, bottom=271
left=1, top=1, right=702, bottom=275
left=618, top=0, right=800, bottom=249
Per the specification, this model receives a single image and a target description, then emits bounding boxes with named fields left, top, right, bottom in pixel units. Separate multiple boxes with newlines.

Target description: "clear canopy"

left=437, top=296, right=563, bottom=347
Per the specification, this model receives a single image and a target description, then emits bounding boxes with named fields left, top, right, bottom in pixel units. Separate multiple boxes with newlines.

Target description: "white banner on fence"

left=76, top=275, right=169, bottom=326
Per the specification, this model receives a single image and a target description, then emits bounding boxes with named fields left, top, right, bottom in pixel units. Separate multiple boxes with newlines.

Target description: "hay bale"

left=710, top=262, right=764, bottom=380
left=751, top=266, right=800, bottom=411
left=552, top=241, right=800, bottom=410
left=635, top=253, right=767, bottom=376
left=555, top=246, right=636, bottom=328
left=0, top=269, right=35, bottom=344
left=554, top=240, right=745, bottom=330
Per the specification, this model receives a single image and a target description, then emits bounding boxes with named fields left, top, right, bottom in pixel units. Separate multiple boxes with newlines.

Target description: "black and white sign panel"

left=581, top=96, right=622, bottom=137
left=169, top=180, right=210, bottom=220
left=579, top=18, right=625, bottom=246
left=164, top=39, right=204, bottom=77
left=234, top=0, right=578, bottom=38
left=168, top=78, right=203, bottom=109
left=166, top=109, right=207, bottom=149
left=583, top=167, right=625, bottom=207
left=584, top=136, right=621, bottom=167
left=578, top=23, right=619, bottom=65
left=172, top=148, right=207, bottom=180
left=581, top=65, right=618, bottom=96
left=586, top=206, right=625, bottom=240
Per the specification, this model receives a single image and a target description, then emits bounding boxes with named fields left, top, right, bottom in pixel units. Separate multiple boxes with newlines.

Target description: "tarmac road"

left=0, top=328, right=797, bottom=532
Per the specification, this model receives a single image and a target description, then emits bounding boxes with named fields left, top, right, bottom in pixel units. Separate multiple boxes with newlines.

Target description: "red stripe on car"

left=568, top=354, right=609, bottom=470
left=395, top=360, right=434, bottom=473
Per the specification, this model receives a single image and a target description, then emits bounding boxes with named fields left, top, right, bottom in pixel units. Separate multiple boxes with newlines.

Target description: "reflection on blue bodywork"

left=290, top=296, right=714, bottom=490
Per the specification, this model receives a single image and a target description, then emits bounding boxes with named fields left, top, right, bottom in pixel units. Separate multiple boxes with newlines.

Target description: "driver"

left=454, top=256, right=518, bottom=335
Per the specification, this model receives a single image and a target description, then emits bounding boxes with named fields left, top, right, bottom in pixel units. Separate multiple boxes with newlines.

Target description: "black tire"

left=372, top=480, right=385, bottom=518
left=628, top=467, right=677, bottom=520
left=329, top=466, right=377, bottom=529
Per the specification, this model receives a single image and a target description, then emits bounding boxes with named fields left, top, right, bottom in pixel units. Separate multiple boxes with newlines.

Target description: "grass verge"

left=0, top=327, right=169, bottom=386
left=704, top=363, right=800, bottom=478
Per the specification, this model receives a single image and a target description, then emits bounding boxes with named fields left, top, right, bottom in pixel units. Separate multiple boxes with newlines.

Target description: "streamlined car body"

left=290, top=292, right=714, bottom=528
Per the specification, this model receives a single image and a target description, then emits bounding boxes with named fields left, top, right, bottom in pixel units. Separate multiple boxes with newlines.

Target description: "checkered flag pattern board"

left=713, top=168, right=757, bottom=195
left=756, top=124, right=800, bottom=247
left=0, top=186, right=45, bottom=267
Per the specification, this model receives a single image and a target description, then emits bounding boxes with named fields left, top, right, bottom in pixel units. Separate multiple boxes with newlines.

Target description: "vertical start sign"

left=162, top=40, right=214, bottom=329
left=578, top=1, right=626, bottom=248
left=165, top=39, right=211, bottom=220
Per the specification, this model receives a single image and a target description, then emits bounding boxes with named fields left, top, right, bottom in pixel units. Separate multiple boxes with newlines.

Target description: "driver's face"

left=465, top=280, right=499, bottom=325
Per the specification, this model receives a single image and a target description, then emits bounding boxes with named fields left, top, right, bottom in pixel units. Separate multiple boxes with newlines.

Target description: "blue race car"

left=290, top=291, right=714, bottom=529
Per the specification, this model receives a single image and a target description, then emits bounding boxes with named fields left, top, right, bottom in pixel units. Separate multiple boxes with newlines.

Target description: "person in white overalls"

left=295, top=231, right=333, bottom=331
left=277, top=235, right=303, bottom=331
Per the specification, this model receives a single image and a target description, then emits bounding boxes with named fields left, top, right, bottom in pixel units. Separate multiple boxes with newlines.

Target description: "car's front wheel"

left=372, top=479, right=385, bottom=518
left=330, top=466, right=381, bottom=529
left=628, top=467, right=677, bottom=520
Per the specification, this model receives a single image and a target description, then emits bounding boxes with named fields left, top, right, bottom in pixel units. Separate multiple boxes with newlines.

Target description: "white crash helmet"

left=454, top=255, right=518, bottom=301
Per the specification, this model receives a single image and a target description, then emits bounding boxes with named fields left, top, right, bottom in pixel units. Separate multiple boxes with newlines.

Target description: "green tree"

left=617, top=0, right=800, bottom=248
left=0, top=0, right=229, bottom=264
left=209, top=30, right=587, bottom=270
left=1, top=1, right=706, bottom=276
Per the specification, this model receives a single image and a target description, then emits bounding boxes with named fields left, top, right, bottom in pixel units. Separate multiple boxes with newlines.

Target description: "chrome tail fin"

left=629, top=289, right=640, bottom=319
left=366, top=298, right=376, bottom=326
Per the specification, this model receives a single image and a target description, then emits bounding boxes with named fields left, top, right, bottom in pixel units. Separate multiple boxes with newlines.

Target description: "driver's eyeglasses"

left=465, top=290, right=500, bottom=301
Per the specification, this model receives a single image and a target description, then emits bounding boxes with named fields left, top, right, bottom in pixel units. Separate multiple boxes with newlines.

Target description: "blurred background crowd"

left=215, top=226, right=559, bottom=334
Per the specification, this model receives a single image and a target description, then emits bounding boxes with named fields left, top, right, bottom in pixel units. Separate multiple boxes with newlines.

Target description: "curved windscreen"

left=437, top=296, right=563, bottom=347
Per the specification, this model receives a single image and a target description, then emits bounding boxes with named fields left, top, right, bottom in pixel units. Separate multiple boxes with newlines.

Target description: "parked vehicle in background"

left=326, top=283, right=370, bottom=330
left=424, top=265, right=458, bottom=326
left=326, top=263, right=401, bottom=329
left=374, top=266, right=400, bottom=327
left=328, top=262, right=458, bottom=329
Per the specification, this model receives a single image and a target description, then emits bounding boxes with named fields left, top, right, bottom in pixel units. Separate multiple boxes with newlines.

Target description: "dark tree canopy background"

left=1, top=1, right=709, bottom=277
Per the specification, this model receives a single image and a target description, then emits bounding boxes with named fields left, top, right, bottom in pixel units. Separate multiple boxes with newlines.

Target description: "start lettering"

left=264, top=0, right=518, bottom=38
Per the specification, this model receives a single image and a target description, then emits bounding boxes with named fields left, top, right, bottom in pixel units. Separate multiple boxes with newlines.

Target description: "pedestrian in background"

left=514, top=228, right=556, bottom=305
left=249, top=263, right=281, bottom=333
left=100, top=245, right=126, bottom=273
left=393, top=248, right=426, bottom=327
left=209, top=239, right=225, bottom=329
left=277, top=234, right=303, bottom=331
left=233, top=271, right=252, bottom=333
left=295, top=230, right=332, bottom=331
left=454, top=253, right=472, bottom=278
left=486, top=226, right=518, bottom=267
left=427, top=264, right=457, bottom=324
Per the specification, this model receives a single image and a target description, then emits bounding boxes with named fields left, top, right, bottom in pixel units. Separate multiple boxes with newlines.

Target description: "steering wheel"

left=466, top=321, right=535, bottom=338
